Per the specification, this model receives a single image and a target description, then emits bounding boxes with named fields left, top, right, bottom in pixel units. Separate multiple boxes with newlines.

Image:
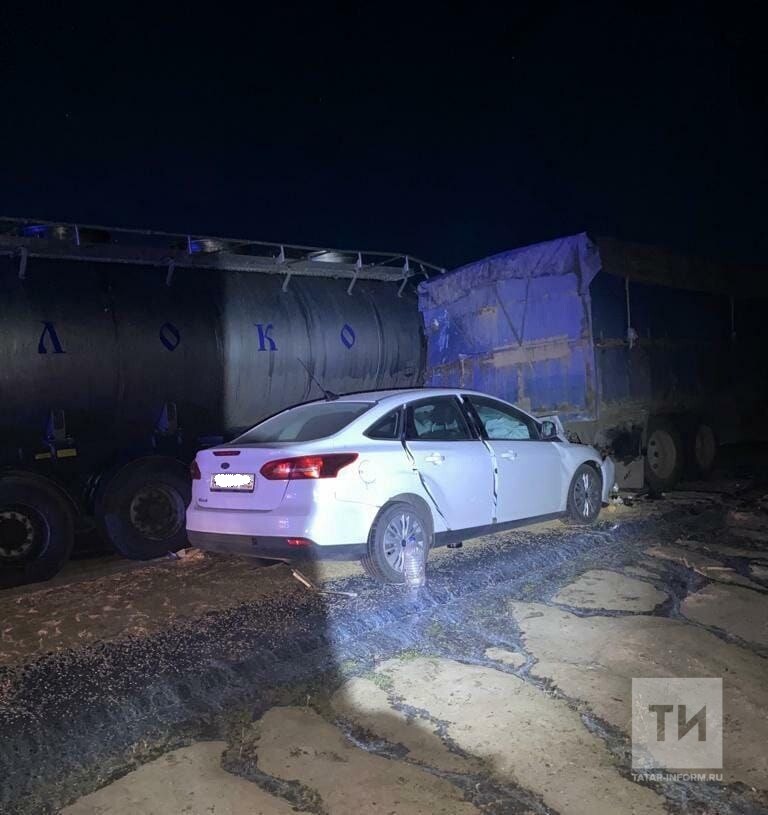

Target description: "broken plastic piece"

left=292, top=568, right=315, bottom=590
left=291, top=568, right=358, bottom=598
left=403, top=536, right=426, bottom=588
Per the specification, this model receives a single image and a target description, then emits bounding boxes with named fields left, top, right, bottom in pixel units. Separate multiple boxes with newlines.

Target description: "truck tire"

left=361, top=501, right=432, bottom=584
left=96, top=458, right=190, bottom=560
left=565, top=464, right=602, bottom=525
left=0, top=476, right=74, bottom=588
left=686, top=421, right=718, bottom=479
left=645, top=417, right=685, bottom=492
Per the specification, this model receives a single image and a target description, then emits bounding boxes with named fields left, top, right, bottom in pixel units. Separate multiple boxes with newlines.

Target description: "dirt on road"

left=2, top=485, right=768, bottom=814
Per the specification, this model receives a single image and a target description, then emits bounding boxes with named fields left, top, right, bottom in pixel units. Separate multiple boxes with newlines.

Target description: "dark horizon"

left=1, top=4, right=765, bottom=269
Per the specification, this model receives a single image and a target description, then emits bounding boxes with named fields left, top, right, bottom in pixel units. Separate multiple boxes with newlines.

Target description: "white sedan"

left=186, top=388, right=614, bottom=583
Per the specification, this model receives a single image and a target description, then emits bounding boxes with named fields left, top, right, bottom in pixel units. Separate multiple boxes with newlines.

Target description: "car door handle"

left=425, top=453, right=445, bottom=464
left=500, top=450, right=518, bottom=460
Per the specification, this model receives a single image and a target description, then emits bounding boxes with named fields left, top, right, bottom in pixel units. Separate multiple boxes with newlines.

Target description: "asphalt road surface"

left=1, top=482, right=767, bottom=814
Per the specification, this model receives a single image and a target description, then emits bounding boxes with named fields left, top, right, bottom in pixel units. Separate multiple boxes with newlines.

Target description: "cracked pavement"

left=1, top=484, right=767, bottom=814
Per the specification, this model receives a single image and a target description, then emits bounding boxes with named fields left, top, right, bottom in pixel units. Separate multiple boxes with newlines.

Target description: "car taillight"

left=260, top=453, right=358, bottom=480
left=190, top=459, right=201, bottom=480
left=287, top=537, right=312, bottom=547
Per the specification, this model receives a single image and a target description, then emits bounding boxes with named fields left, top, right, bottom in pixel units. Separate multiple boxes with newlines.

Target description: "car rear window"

left=365, top=409, right=401, bottom=440
left=234, top=401, right=373, bottom=443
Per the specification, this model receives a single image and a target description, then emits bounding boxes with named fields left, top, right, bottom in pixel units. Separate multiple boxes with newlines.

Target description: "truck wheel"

left=0, top=476, right=74, bottom=588
left=565, top=464, right=602, bottom=525
left=687, top=422, right=718, bottom=479
left=97, top=458, right=190, bottom=560
left=361, top=502, right=432, bottom=584
left=644, top=418, right=685, bottom=492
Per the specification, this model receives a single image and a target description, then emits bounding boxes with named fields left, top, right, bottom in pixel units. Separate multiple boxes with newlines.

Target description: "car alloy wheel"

left=566, top=463, right=602, bottom=525
left=572, top=469, right=600, bottom=519
left=382, top=509, right=427, bottom=573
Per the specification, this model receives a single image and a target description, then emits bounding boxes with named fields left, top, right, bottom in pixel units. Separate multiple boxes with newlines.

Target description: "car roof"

left=327, top=387, right=494, bottom=404
left=331, top=388, right=542, bottom=424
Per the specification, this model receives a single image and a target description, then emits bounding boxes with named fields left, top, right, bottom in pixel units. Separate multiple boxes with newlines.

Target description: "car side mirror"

left=540, top=420, right=558, bottom=440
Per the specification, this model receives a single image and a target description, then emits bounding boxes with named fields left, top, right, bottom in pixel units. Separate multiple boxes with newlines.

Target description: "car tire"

left=96, top=457, right=190, bottom=560
left=0, top=476, right=75, bottom=589
left=361, top=501, right=433, bottom=584
left=645, top=417, right=685, bottom=492
left=565, top=464, right=602, bottom=525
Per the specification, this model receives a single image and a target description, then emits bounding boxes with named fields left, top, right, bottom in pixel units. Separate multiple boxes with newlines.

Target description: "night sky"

left=1, top=4, right=765, bottom=269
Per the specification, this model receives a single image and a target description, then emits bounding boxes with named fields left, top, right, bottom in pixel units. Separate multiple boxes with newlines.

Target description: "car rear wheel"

left=361, top=501, right=432, bottom=584
left=565, top=464, right=602, bottom=525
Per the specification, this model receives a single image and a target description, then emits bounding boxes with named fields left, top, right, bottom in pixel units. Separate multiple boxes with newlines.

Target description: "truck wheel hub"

left=647, top=429, right=677, bottom=480
left=0, top=507, right=41, bottom=560
left=129, top=484, right=185, bottom=542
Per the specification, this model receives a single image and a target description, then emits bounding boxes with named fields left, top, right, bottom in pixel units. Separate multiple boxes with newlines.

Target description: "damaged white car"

left=187, top=388, right=614, bottom=583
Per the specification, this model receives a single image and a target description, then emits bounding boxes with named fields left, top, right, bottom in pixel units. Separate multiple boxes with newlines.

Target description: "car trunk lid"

left=194, top=447, right=289, bottom=511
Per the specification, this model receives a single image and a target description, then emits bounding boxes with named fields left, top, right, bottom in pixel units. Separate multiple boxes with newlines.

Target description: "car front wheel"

left=566, top=464, right=602, bottom=524
left=361, top=501, right=432, bottom=584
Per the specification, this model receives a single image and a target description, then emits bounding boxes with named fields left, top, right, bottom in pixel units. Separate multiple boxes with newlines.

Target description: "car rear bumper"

left=186, top=530, right=367, bottom=560
left=186, top=493, right=378, bottom=558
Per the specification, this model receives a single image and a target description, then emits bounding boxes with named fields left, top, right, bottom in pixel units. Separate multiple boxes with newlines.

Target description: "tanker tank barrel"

left=0, top=217, right=437, bottom=587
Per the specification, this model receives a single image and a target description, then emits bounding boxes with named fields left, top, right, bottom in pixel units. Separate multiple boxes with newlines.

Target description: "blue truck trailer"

left=418, top=233, right=768, bottom=491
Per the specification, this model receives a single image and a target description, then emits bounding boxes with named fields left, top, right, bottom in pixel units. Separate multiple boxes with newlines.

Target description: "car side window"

left=405, top=397, right=473, bottom=441
left=467, top=397, right=537, bottom=441
left=365, top=409, right=401, bottom=440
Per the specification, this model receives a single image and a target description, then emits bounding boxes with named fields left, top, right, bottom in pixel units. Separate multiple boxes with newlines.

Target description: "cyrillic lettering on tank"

left=159, top=322, right=181, bottom=351
left=38, top=321, right=66, bottom=354
left=256, top=323, right=278, bottom=351
left=340, top=323, right=356, bottom=349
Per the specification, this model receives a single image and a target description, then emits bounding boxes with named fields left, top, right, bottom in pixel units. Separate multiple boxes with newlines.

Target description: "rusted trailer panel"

left=419, top=234, right=768, bottom=491
left=420, top=235, right=601, bottom=420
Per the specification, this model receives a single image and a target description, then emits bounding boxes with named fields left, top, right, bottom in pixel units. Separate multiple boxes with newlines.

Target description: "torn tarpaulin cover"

left=417, top=233, right=601, bottom=420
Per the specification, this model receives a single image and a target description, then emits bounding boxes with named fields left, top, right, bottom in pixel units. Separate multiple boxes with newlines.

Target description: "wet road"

left=1, top=489, right=767, bottom=814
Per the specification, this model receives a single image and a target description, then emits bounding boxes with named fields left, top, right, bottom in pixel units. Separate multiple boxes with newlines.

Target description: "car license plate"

left=210, top=473, right=255, bottom=492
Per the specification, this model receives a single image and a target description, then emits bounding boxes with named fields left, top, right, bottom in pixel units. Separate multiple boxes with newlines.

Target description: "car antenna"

left=297, top=358, right=339, bottom=401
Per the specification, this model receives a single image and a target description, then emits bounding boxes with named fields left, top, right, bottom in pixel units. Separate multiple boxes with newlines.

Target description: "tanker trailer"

left=0, top=219, right=439, bottom=588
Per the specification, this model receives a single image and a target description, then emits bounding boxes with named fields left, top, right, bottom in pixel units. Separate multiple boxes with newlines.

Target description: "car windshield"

left=234, top=401, right=373, bottom=444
